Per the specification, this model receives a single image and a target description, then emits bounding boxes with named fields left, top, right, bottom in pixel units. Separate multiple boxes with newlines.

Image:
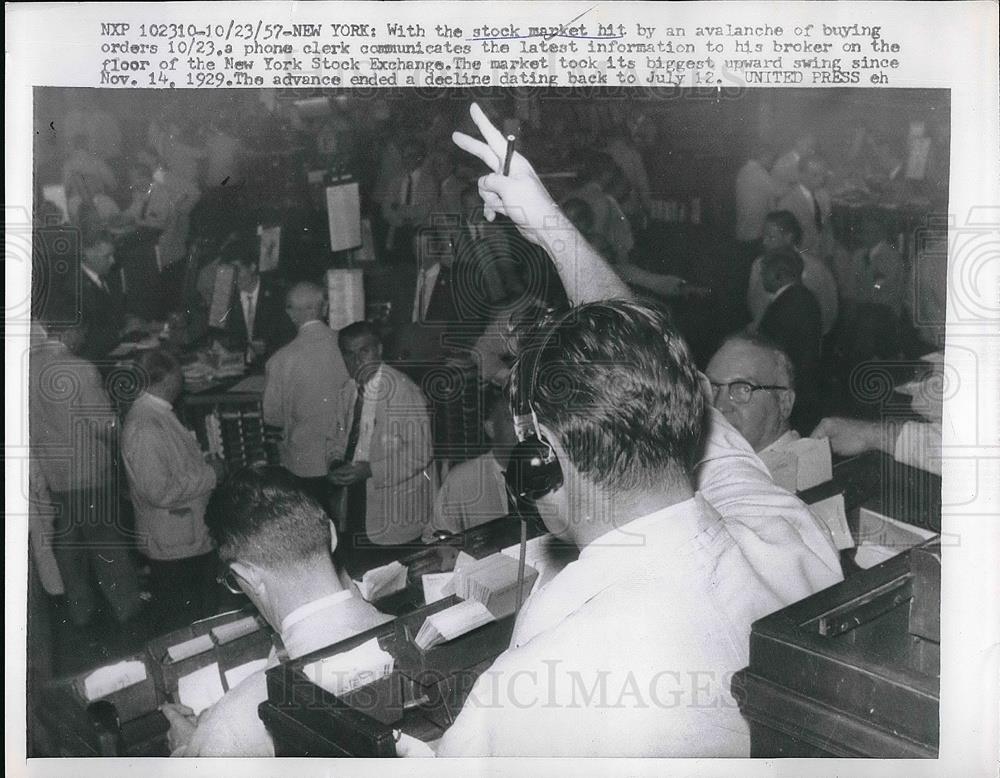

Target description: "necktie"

left=403, top=173, right=413, bottom=206
left=343, top=384, right=365, bottom=462
left=812, top=192, right=823, bottom=232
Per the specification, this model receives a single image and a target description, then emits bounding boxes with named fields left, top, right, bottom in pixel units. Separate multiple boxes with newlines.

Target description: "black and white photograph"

left=6, top=2, right=999, bottom=775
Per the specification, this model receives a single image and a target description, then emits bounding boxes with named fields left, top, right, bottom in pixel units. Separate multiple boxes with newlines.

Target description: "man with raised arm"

left=409, top=105, right=842, bottom=757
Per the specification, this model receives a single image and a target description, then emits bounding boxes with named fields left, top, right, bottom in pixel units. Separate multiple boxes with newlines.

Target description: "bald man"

left=262, top=283, right=349, bottom=504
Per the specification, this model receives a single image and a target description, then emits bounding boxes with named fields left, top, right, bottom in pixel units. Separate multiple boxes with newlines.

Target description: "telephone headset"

left=504, top=308, right=569, bottom=504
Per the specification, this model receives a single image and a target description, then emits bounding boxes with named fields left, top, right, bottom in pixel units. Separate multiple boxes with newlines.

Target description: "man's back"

left=436, top=495, right=791, bottom=757
left=264, top=322, right=348, bottom=478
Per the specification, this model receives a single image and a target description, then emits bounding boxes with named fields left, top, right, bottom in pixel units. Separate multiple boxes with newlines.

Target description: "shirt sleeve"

left=894, top=421, right=942, bottom=476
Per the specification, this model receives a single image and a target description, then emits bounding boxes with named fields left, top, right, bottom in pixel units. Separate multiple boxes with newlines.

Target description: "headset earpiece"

left=504, top=315, right=567, bottom=503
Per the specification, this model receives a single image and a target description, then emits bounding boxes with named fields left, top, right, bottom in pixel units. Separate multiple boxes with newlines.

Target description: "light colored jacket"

left=122, top=393, right=215, bottom=560
left=263, top=321, right=348, bottom=478
left=328, top=364, right=435, bottom=545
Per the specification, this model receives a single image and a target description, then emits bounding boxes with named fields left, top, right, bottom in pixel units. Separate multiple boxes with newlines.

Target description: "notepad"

left=452, top=552, right=538, bottom=619
left=210, top=615, right=260, bottom=645
left=354, top=560, right=408, bottom=602
left=303, top=638, right=395, bottom=697
left=414, top=600, right=496, bottom=651
left=165, top=634, right=215, bottom=663
left=177, top=662, right=225, bottom=715
left=224, top=658, right=268, bottom=690
left=81, top=660, right=148, bottom=702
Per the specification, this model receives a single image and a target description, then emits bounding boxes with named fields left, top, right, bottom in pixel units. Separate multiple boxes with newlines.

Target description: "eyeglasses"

left=216, top=564, right=243, bottom=595
left=710, top=380, right=789, bottom=405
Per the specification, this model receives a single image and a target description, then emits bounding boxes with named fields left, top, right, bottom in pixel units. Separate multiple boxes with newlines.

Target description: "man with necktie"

left=327, top=322, right=435, bottom=560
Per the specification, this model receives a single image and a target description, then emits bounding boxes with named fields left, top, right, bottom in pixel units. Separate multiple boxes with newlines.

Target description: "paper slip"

left=857, top=507, right=937, bottom=550
left=761, top=437, right=832, bottom=492
left=258, top=225, right=281, bottom=273
left=177, top=662, right=226, bottom=716
left=325, top=182, right=362, bottom=252
left=354, top=560, right=408, bottom=602
left=211, top=615, right=260, bottom=645
left=421, top=572, right=454, bottom=605
left=303, top=638, right=395, bottom=697
left=224, top=658, right=268, bottom=691
left=854, top=544, right=903, bottom=570
left=808, top=494, right=854, bottom=550
left=166, top=634, right=215, bottom=663
left=326, top=268, right=365, bottom=332
left=414, top=600, right=496, bottom=650
left=501, top=533, right=575, bottom=591
left=81, top=660, right=147, bottom=701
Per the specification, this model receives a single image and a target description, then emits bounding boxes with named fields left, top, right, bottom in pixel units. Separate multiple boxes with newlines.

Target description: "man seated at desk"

left=706, top=332, right=799, bottom=456
left=161, top=465, right=393, bottom=756
left=418, top=104, right=842, bottom=758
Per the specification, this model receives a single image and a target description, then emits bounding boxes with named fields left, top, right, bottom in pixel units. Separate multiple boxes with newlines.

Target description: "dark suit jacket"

left=758, top=283, right=823, bottom=428
left=79, top=272, right=127, bottom=361
left=210, top=274, right=295, bottom=358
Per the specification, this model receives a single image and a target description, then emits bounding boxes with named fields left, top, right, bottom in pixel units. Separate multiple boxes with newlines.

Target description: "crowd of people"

left=27, top=93, right=946, bottom=757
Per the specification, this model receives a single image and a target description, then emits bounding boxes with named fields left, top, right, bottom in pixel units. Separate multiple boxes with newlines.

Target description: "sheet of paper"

left=354, top=560, right=408, bottom=601
left=326, top=268, right=365, bottom=332
left=808, top=494, right=854, bottom=550
left=325, top=182, right=362, bottom=252
left=858, top=507, right=937, bottom=551
left=258, top=225, right=281, bottom=273
left=787, top=437, right=833, bottom=490
left=421, top=572, right=454, bottom=605
left=177, top=662, right=226, bottom=716
left=223, top=658, right=268, bottom=691
left=166, top=633, right=214, bottom=663
left=429, top=599, right=496, bottom=641
left=453, top=551, right=478, bottom=572
left=854, top=544, right=903, bottom=570
left=81, top=660, right=147, bottom=701
left=302, top=638, right=394, bottom=698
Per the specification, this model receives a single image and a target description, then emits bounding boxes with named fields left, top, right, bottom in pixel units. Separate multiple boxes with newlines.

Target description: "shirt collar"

left=81, top=264, right=105, bottom=289
left=280, top=589, right=354, bottom=657
left=772, top=282, right=795, bottom=301
left=138, top=391, right=174, bottom=413
left=299, top=319, right=324, bottom=331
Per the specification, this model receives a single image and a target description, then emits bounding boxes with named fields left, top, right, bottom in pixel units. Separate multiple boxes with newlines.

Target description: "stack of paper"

left=452, top=553, right=538, bottom=619
left=421, top=572, right=455, bottom=605
left=414, top=600, right=496, bottom=651
left=303, top=638, right=395, bottom=697
left=760, top=437, right=833, bottom=493
left=80, top=660, right=148, bottom=702
left=165, top=634, right=214, bottom=663
left=354, top=561, right=408, bottom=602
left=210, top=615, right=260, bottom=645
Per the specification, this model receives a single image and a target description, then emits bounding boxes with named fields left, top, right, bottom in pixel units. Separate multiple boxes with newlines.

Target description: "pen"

left=502, top=133, right=517, bottom=176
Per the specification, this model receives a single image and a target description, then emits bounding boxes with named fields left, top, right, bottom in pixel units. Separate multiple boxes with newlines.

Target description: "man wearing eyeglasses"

left=705, top=332, right=797, bottom=454
left=160, top=465, right=392, bottom=757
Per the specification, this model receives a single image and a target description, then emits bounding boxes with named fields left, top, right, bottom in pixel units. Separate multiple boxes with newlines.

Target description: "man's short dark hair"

left=765, top=210, right=804, bottom=247
left=338, top=320, right=381, bottom=347
left=717, top=331, right=797, bottom=392
left=761, top=246, right=804, bottom=283
left=135, top=349, right=179, bottom=387
left=205, top=465, right=331, bottom=567
left=510, top=300, right=704, bottom=492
